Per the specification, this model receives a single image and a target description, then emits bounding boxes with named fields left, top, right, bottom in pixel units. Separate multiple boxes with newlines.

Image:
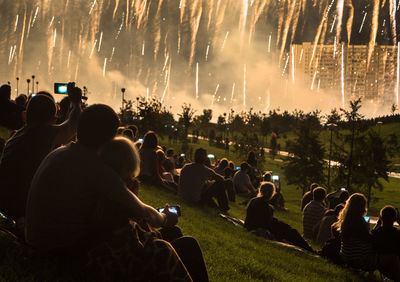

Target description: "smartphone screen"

left=364, top=216, right=370, bottom=223
left=272, top=175, right=279, bottom=181
left=208, top=154, right=215, bottom=159
left=54, top=83, right=68, bottom=94
left=340, top=188, right=346, bottom=191
left=157, top=206, right=181, bottom=216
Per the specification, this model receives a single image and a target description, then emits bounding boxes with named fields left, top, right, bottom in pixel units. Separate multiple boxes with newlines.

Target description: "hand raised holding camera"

left=68, top=84, right=82, bottom=104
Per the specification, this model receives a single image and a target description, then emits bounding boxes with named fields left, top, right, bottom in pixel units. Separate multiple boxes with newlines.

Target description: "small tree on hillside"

left=178, top=103, right=195, bottom=141
left=284, top=122, right=325, bottom=195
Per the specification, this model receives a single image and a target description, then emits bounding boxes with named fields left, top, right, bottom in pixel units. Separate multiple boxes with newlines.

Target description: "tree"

left=270, top=134, right=278, bottom=160
left=284, top=122, right=325, bottom=195
left=391, top=103, right=398, bottom=116
left=178, top=103, right=195, bottom=141
left=197, top=109, right=212, bottom=136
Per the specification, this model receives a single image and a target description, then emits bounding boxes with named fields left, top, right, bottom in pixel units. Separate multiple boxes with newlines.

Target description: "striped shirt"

left=341, top=236, right=378, bottom=271
left=302, top=200, right=326, bottom=240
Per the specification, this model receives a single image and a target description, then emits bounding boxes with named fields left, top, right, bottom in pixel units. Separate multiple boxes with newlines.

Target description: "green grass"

left=1, top=137, right=398, bottom=281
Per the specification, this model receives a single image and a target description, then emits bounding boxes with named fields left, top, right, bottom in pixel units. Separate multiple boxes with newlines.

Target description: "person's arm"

left=244, top=174, right=257, bottom=193
left=211, top=169, right=224, bottom=182
left=52, top=87, right=82, bottom=146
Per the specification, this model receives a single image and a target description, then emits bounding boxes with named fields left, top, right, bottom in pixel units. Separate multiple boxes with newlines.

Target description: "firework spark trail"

left=390, top=0, right=397, bottom=45
left=189, top=0, right=203, bottom=67
left=239, top=0, right=249, bottom=51
left=14, top=15, right=19, bottom=32
left=282, top=55, right=289, bottom=76
left=268, top=34, right=271, bottom=53
left=103, top=57, right=107, bottom=76
left=359, top=12, right=367, bottom=33
left=310, top=5, right=328, bottom=67
left=207, top=0, right=214, bottom=31
left=89, top=0, right=97, bottom=15
left=346, top=1, right=354, bottom=43
left=330, top=15, right=336, bottom=33
left=31, top=7, right=39, bottom=28
left=221, top=32, right=229, bottom=51
left=113, top=0, right=119, bottom=20
left=248, top=0, right=267, bottom=45
left=98, top=31, right=103, bottom=52
left=212, top=0, right=227, bottom=47
left=310, top=71, right=317, bottom=90
left=280, top=0, right=296, bottom=62
left=67, top=50, right=72, bottom=68
left=89, top=40, right=97, bottom=58
left=336, top=0, right=344, bottom=42
left=368, top=0, right=379, bottom=68
left=161, top=67, right=170, bottom=103
left=291, top=46, right=295, bottom=84
left=231, top=83, right=236, bottom=103
left=211, top=84, right=220, bottom=105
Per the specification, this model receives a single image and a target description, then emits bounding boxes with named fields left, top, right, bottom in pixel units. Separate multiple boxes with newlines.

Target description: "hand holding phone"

left=158, top=205, right=179, bottom=227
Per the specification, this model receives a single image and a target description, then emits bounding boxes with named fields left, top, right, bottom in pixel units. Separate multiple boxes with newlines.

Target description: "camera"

left=157, top=206, right=181, bottom=216
left=54, top=83, right=69, bottom=94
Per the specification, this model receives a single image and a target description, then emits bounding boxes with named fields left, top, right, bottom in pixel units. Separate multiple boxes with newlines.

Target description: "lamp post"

left=26, top=79, right=31, bottom=95
left=36, top=81, right=39, bottom=93
left=31, top=75, right=35, bottom=93
left=16, top=77, right=19, bottom=96
left=327, top=123, right=337, bottom=190
left=121, top=88, right=126, bottom=110
left=377, top=121, right=383, bottom=136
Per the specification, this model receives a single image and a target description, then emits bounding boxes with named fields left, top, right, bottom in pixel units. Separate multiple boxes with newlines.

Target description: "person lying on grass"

left=244, top=182, right=313, bottom=252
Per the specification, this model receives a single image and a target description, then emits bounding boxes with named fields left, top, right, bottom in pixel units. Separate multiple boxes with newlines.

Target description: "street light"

left=376, top=121, right=383, bottom=136
left=16, top=77, right=19, bottom=96
left=31, top=75, right=35, bottom=94
left=26, top=79, right=31, bottom=95
left=327, top=123, right=337, bottom=190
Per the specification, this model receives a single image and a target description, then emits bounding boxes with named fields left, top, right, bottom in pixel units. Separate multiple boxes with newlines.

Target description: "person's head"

left=335, top=193, right=368, bottom=234
left=380, top=206, right=398, bottom=227
left=258, top=182, right=276, bottom=201
left=25, top=94, right=57, bottom=126
left=166, top=148, right=174, bottom=157
left=15, top=94, right=28, bottom=108
left=127, top=125, right=138, bottom=138
left=339, top=190, right=349, bottom=202
left=229, top=161, right=234, bottom=171
left=240, top=162, right=250, bottom=173
left=35, top=91, right=55, bottom=101
left=218, top=158, right=228, bottom=169
left=263, top=172, right=272, bottom=182
left=334, top=204, right=345, bottom=216
left=0, top=84, right=11, bottom=101
left=77, top=104, right=120, bottom=150
left=99, top=136, right=140, bottom=181
left=123, top=128, right=134, bottom=140
left=117, top=126, right=125, bottom=135
left=224, top=167, right=233, bottom=178
left=194, top=148, right=207, bottom=164
left=310, top=183, right=319, bottom=192
left=142, top=131, right=158, bottom=149
left=313, top=187, right=326, bottom=202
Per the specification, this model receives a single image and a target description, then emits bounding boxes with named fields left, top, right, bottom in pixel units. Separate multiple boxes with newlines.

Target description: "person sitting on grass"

left=263, top=172, right=286, bottom=211
left=0, top=88, right=81, bottom=228
left=214, top=158, right=229, bottom=175
left=302, top=187, right=327, bottom=240
left=301, top=183, right=319, bottom=211
left=316, top=204, right=344, bottom=246
left=99, top=136, right=209, bottom=282
left=244, top=182, right=313, bottom=252
left=233, top=162, right=257, bottom=198
left=372, top=205, right=400, bottom=258
left=326, top=188, right=349, bottom=209
left=139, top=131, right=177, bottom=193
left=25, top=105, right=195, bottom=281
left=334, top=194, right=400, bottom=280
left=179, top=148, right=230, bottom=212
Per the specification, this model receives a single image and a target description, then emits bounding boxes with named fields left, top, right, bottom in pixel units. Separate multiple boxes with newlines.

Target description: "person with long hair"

left=335, top=193, right=400, bottom=280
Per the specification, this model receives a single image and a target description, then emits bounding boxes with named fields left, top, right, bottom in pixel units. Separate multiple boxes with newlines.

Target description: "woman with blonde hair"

left=335, top=193, right=400, bottom=280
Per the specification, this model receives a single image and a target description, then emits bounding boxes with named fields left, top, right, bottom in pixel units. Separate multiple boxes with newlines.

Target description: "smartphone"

left=364, top=216, right=370, bottom=223
left=138, top=138, right=144, bottom=142
left=54, top=83, right=68, bottom=94
left=180, top=153, right=185, bottom=157
left=157, top=206, right=181, bottom=216
left=208, top=154, right=215, bottom=159
left=272, top=175, right=279, bottom=181
left=236, top=166, right=240, bottom=170
left=340, top=188, right=346, bottom=191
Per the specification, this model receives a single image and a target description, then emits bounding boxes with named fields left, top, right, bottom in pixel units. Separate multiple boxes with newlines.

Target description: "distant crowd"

left=0, top=82, right=399, bottom=281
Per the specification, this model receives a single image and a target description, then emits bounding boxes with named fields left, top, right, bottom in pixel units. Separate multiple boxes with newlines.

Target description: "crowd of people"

left=0, top=82, right=399, bottom=281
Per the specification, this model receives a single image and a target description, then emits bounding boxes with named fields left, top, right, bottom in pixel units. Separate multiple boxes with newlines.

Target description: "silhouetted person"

left=244, top=182, right=313, bottom=252
left=179, top=148, right=229, bottom=211
left=372, top=206, right=400, bottom=258
left=0, top=89, right=81, bottom=226
left=15, top=94, right=28, bottom=109
left=303, top=187, right=327, bottom=240
left=0, top=84, right=24, bottom=130
left=301, top=183, right=319, bottom=211
left=233, top=162, right=257, bottom=198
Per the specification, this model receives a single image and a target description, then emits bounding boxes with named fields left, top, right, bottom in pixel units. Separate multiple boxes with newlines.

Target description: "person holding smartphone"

left=334, top=194, right=400, bottom=280
left=0, top=85, right=82, bottom=232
